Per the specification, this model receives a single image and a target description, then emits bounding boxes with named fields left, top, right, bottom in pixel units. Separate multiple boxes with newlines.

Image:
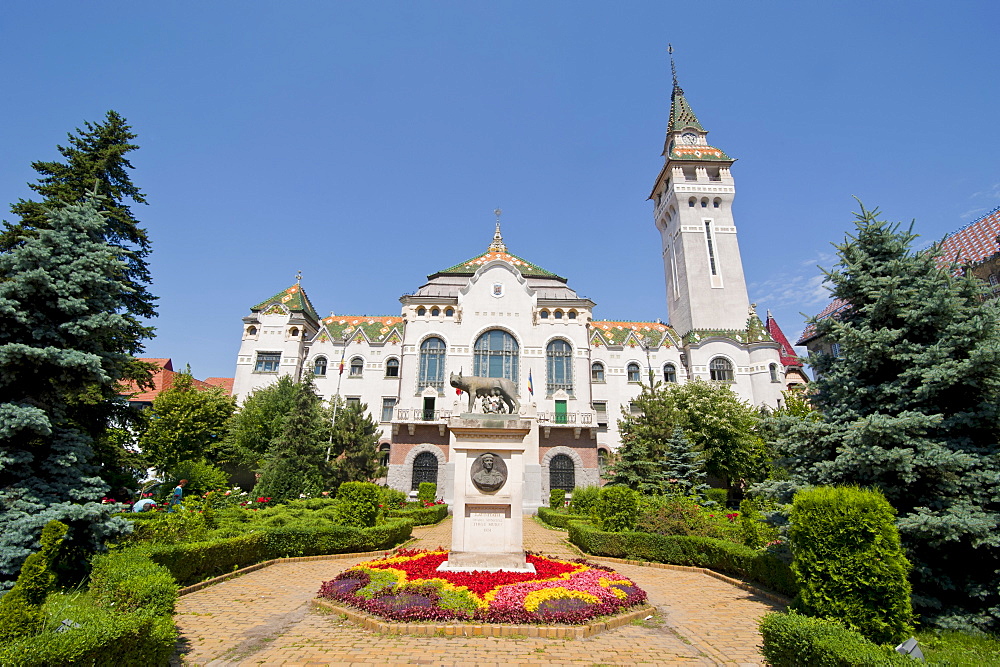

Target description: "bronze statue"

left=450, top=371, right=520, bottom=415
left=471, top=452, right=506, bottom=492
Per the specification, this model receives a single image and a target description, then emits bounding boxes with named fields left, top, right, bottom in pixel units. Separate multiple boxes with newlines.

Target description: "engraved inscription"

left=469, top=511, right=505, bottom=535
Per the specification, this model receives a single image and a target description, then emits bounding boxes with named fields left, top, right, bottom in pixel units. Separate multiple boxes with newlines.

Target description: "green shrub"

left=417, top=482, right=437, bottom=503
left=759, top=612, right=911, bottom=666
left=637, top=495, right=739, bottom=541
left=537, top=506, right=589, bottom=529
left=378, top=486, right=408, bottom=510
left=162, top=460, right=230, bottom=499
left=0, top=609, right=176, bottom=667
left=789, top=486, right=913, bottom=645
left=738, top=497, right=779, bottom=549
left=568, top=521, right=797, bottom=597
left=89, top=551, right=178, bottom=616
left=549, top=488, right=567, bottom=509
left=592, top=486, right=639, bottom=532
left=387, top=504, right=448, bottom=526
left=569, top=485, right=600, bottom=515
left=704, top=488, right=728, bottom=506
left=0, top=520, right=68, bottom=642
left=335, top=481, right=380, bottom=528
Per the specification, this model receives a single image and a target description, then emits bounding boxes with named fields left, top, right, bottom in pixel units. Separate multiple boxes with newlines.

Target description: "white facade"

left=231, top=73, right=788, bottom=503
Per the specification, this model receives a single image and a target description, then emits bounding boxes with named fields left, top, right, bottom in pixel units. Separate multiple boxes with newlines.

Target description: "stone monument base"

left=437, top=551, right=536, bottom=574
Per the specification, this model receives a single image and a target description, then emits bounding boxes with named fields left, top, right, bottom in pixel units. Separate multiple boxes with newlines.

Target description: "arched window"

left=709, top=357, right=734, bottom=382
left=411, top=452, right=438, bottom=490
left=246, top=326, right=257, bottom=336
left=770, top=363, right=780, bottom=383
left=598, top=448, right=609, bottom=473
left=379, top=444, right=390, bottom=468
left=568, top=310, right=577, bottom=319
left=416, top=307, right=426, bottom=316
left=591, top=362, right=605, bottom=383
left=474, top=329, right=519, bottom=383
left=289, top=327, right=299, bottom=337
left=431, top=307, right=440, bottom=316
left=313, top=356, right=328, bottom=376
left=688, top=197, right=696, bottom=207
left=663, top=363, right=677, bottom=383
left=554, top=310, right=563, bottom=320
left=385, top=357, right=400, bottom=377
left=349, top=357, right=364, bottom=377
left=445, top=308, right=454, bottom=317
left=540, top=310, right=549, bottom=319
left=627, top=362, right=641, bottom=383
left=546, top=339, right=574, bottom=395
left=419, top=337, right=446, bottom=390
left=550, top=454, right=575, bottom=492
left=713, top=197, right=721, bottom=208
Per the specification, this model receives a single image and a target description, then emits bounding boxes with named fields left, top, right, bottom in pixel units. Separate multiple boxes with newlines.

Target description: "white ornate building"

left=231, top=69, right=796, bottom=507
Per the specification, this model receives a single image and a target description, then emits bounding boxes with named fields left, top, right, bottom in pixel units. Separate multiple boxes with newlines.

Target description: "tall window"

left=593, top=401, right=608, bottom=426
left=385, top=357, right=400, bottom=377
left=769, top=363, right=780, bottom=383
left=627, top=362, right=641, bottom=383
left=349, top=357, right=364, bottom=377
left=313, top=356, right=328, bottom=376
left=549, top=454, right=575, bottom=492
left=474, top=329, right=519, bottom=383
left=709, top=357, right=734, bottom=382
left=546, top=339, right=573, bottom=395
left=663, top=363, right=677, bottom=383
left=419, top=337, right=446, bottom=390
left=254, top=352, right=280, bottom=373
left=591, top=362, right=605, bottom=383
left=381, top=397, right=397, bottom=422
left=704, top=220, right=718, bottom=276
left=411, top=452, right=438, bottom=490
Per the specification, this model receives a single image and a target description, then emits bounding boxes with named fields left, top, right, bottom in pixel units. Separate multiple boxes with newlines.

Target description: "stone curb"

left=585, top=555, right=792, bottom=606
left=176, top=549, right=398, bottom=596
left=311, top=598, right=656, bottom=639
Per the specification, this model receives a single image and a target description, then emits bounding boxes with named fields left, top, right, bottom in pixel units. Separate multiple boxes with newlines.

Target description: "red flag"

left=456, top=388, right=463, bottom=396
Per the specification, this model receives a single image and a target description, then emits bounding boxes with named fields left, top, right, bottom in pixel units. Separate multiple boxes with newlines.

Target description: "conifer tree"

left=252, top=377, right=332, bottom=502
left=769, top=203, right=1000, bottom=631
left=327, top=397, right=385, bottom=486
left=222, top=375, right=299, bottom=467
left=0, top=197, right=138, bottom=592
left=661, top=426, right=709, bottom=497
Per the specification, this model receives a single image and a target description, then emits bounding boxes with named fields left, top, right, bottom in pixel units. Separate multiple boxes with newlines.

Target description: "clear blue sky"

left=2, top=2, right=998, bottom=379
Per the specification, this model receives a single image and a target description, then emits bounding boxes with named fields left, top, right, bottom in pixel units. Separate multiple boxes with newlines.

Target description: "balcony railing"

left=393, top=408, right=453, bottom=422
left=536, top=412, right=594, bottom=425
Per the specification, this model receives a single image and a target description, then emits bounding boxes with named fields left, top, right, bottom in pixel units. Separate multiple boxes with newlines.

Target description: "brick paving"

left=173, top=518, right=783, bottom=666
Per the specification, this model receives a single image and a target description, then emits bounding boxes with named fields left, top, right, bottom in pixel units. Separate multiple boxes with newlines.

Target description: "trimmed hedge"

left=0, top=610, right=176, bottom=667
left=759, top=612, right=911, bottom=666
left=388, top=503, right=448, bottom=526
left=568, top=521, right=797, bottom=597
left=417, top=482, right=437, bottom=503
left=143, top=518, right=414, bottom=586
left=334, top=481, right=380, bottom=528
left=593, top=486, right=639, bottom=532
left=536, top=507, right=590, bottom=529
left=90, top=550, right=178, bottom=616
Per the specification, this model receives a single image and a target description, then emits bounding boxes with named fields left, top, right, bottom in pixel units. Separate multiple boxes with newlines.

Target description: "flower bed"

left=317, top=548, right=647, bottom=624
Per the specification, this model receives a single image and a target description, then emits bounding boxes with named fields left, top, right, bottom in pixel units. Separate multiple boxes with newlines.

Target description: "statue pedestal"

left=437, top=416, right=535, bottom=574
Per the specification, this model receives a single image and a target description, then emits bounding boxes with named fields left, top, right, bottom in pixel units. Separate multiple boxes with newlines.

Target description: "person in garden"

left=132, top=497, right=157, bottom=512
left=169, top=479, right=187, bottom=512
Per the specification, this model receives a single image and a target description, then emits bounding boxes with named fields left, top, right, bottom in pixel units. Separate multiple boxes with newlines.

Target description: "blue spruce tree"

left=768, top=203, right=1000, bottom=632
left=0, top=196, right=145, bottom=592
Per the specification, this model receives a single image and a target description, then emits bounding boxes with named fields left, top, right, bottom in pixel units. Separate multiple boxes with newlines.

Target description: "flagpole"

left=326, top=331, right=350, bottom=462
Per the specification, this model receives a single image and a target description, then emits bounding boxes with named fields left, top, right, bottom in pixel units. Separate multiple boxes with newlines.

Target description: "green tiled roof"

left=668, top=144, right=732, bottom=161
left=252, top=284, right=319, bottom=321
left=681, top=317, right=774, bottom=346
left=669, top=86, right=705, bottom=133
left=433, top=250, right=564, bottom=280
left=318, top=316, right=405, bottom=345
left=589, top=321, right=675, bottom=349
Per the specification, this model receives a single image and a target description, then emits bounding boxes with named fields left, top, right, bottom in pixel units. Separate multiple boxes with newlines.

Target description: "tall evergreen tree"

left=327, top=397, right=384, bottom=486
left=0, top=197, right=140, bottom=592
left=768, top=203, right=1000, bottom=631
left=661, top=427, right=709, bottom=497
left=221, top=375, right=299, bottom=468
left=252, top=377, right=332, bottom=502
left=1, top=111, right=153, bottom=319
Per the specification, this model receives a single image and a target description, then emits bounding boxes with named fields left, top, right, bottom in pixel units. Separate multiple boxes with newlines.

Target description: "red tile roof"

left=766, top=313, right=803, bottom=367
left=797, top=298, right=850, bottom=345
left=122, top=358, right=218, bottom=403
left=204, top=377, right=234, bottom=395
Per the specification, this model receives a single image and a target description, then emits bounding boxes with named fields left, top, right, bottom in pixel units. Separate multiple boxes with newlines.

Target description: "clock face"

left=681, top=132, right=698, bottom=145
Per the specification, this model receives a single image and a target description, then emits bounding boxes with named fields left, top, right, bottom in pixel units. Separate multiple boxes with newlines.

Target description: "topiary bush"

left=704, top=488, right=728, bottom=506
left=592, top=486, right=639, bottom=532
left=89, top=550, right=178, bottom=616
left=738, top=497, right=779, bottom=550
left=417, top=482, right=437, bottom=503
left=387, top=503, right=448, bottom=526
left=536, top=507, right=589, bottom=529
left=335, top=481, right=381, bottom=528
left=759, top=611, right=912, bottom=666
left=378, top=486, right=408, bottom=510
left=549, top=488, right=567, bottom=509
left=569, top=485, right=600, bottom=515
left=0, top=520, right=68, bottom=643
left=789, top=486, right=913, bottom=645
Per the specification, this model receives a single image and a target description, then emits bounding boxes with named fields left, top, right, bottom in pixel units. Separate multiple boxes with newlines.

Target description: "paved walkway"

left=173, top=518, right=783, bottom=666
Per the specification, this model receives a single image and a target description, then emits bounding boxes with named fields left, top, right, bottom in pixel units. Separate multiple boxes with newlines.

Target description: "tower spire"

left=488, top=207, right=507, bottom=252
left=665, top=45, right=703, bottom=134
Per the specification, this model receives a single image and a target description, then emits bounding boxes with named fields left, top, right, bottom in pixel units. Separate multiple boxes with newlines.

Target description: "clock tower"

left=650, top=57, right=750, bottom=335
